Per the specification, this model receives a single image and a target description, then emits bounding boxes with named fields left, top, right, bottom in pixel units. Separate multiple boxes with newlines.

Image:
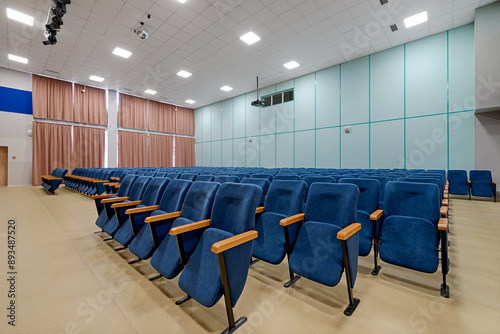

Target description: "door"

left=0, top=146, right=7, bottom=186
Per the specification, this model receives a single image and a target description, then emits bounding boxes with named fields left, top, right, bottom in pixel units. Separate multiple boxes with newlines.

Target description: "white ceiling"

left=0, top=0, right=496, bottom=108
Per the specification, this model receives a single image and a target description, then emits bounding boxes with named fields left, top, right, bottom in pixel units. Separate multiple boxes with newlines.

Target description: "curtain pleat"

left=148, top=134, right=174, bottom=167
left=32, top=122, right=72, bottom=185
left=175, top=107, right=195, bottom=136
left=118, top=94, right=148, bottom=130
left=72, top=126, right=105, bottom=169
left=118, top=131, right=148, bottom=167
left=74, top=84, right=107, bottom=126
left=148, top=100, right=174, bottom=133
left=32, top=75, right=73, bottom=121
left=175, top=137, right=195, bottom=167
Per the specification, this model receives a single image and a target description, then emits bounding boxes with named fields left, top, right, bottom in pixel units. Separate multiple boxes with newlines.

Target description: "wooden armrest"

left=145, top=211, right=181, bottom=223
left=256, top=206, right=264, bottom=214
left=443, top=193, right=448, bottom=199
left=493, top=182, right=497, bottom=185
left=370, top=209, right=383, bottom=221
left=94, top=180, right=109, bottom=183
left=92, top=194, right=115, bottom=200
left=169, top=219, right=211, bottom=236
left=104, top=182, right=118, bottom=186
left=211, top=230, right=258, bottom=254
left=442, top=199, right=448, bottom=206
left=111, top=200, right=142, bottom=209
left=42, top=175, right=63, bottom=180
left=468, top=181, right=471, bottom=184
left=115, top=184, right=121, bottom=189
left=110, top=177, right=120, bottom=181
left=101, top=196, right=128, bottom=203
left=125, top=205, right=160, bottom=215
left=438, top=218, right=448, bottom=231
left=440, top=206, right=448, bottom=216
left=337, top=223, right=362, bottom=240
left=280, top=213, right=305, bottom=227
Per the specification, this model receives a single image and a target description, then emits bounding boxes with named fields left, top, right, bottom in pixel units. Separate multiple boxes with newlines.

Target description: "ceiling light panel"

left=6, top=8, right=34, bottom=26
left=404, top=12, right=428, bottom=28
left=240, top=32, right=261, bottom=45
left=113, top=47, right=132, bottom=58
left=284, top=61, right=300, bottom=69
left=8, top=54, right=28, bottom=64
left=185, top=99, right=196, bottom=104
left=145, top=89, right=157, bottom=95
left=89, top=75, right=104, bottom=82
left=220, top=86, right=233, bottom=92
left=177, top=70, right=192, bottom=78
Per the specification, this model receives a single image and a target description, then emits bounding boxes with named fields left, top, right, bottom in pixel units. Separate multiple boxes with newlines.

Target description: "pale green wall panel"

left=202, top=142, right=211, bottom=166
left=275, top=102, right=294, bottom=133
left=232, top=138, right=246, bottom=167
left=295, top=73, right=316, bottom=131
left=370, top=120, right=405, bottom=169
left=449, top=24, right=475, bottom=112
left=246, top=91, right=259, bottom=137
left=341, top=124, right=369, bottom=168
left=259, top=134, right=275, bottom=168
left=246, top=137, right=259, bottom=167
left=449, top=111, right=475, bottom=171
left=221, top=140, right=233, bottom=167
left=195, top=143, right=202, bottom=165
left=276, top=79, right=293, bottom=92
left=202, top=106, right=212, bottom=142
left=295, top=130, right=315, bottom=168
left=260, top=85, right=275, bottom=97
left=276, top=133, right=294, bottom=167
left=406, top=32, right=448, bottom=117
left=406, top=115, right=448, bottom=170
left=195, top=109, right=202, bottom=142
left=316, top=66, right=340, bottom=128
left=260, top=106, right=275, bottom=136
left=316, top=127, right=340, bottom=168
left=341, top=56, right=369, bottom=125
left=233, top=95, right=246, bottom=138
left=221, top=99, right=233, bottom=140
left=371, top=46, right=405, bottom=122
left=211, top=103, right=221, bottom=141
left=211, top=141, right=222, bottom=167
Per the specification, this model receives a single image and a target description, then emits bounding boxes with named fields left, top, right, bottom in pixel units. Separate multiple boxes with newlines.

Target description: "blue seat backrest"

left=384, top=182, right=440, bottom=225
left=251, top=174, right=273, bottom=182
left=304, top=183, right=358, bottom=229
left=264, top=180, right=307, bottom=216
left=180, top=182, right=220, bottom=221
left=117, top=175, right=138, bottom=197
left=180, top=173, right=198, bottom=181
left=210, top=183, right=262, bottom=235
left=274, top=175, right=301, bottom=181
left=214, top=176, right=240, bottom=183
left=470, top=170, right=492, bottom=182
left=448, top=170, right=467, bottom=181
left=158, top=180, right=193, bottom=212
left=141, top=178, right=170, bottom=206
left=196, top=175, right=215, bottom=182
left=302, top=176, right=336, bottom=187
left=240, top=178, right=271, bottom=206
left=128, top=177, right=153, bottom=201
left=339, top=178, right=380, bottom=213
left=167, top=173, right=181, bottom=179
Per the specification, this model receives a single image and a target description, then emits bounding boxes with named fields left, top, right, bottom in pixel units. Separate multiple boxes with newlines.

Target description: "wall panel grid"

left=195, top=25, right=475, bottom=171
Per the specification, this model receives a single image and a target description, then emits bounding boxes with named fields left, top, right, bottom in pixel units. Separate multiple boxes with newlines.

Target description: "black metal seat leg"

left=128, top=257, right=141, bottom=264
left=221, top=317, right=247, bottom=334
left=175, top=295, right=192, bottom=305
left=284, top=272, right=301, bottom=288
left=149, top=274, right=163, bottom=281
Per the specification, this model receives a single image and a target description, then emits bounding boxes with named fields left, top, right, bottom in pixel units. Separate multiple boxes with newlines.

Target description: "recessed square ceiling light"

left=177, top=70, right=192, bottom=78
left=89, top=75, right=104, bottom=82
left=7, top=8, right=34, bottom=26
left=404, top=11, right=428, bottom=28
left=220, top=86, right=233, bottom=92
left=145, top=89, right=157, bottom=95
left=8, top=54, right=28, bottom=64
left=240, top=32, right=261, bottom=45
left=185, top=99, right=196, bottom=104
left=284, top=61, right=300, bottom=70
left=113, top=47, right=132, bottom=58
left=177, top=0, right=187, bottom=3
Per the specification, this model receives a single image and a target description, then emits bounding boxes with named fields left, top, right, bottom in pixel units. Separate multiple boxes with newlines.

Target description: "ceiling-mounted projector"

left=251, top=76, right=263, bottom=107
left=134, top=22, right=149, bottom=40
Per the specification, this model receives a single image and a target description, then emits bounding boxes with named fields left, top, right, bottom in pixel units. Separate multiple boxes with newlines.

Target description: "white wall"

left=0, top=67, right=33, bottom=186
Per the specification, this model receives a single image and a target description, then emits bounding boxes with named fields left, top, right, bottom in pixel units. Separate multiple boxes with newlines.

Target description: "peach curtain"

left=74, top=84, right=107, bottom=125
left=72, top=126, right=105, bottom=169
left=118, top=94, right=148, bottom=130
left=118, top=130, right=148, bottom=167
left=148, top=100, right=174, bottom=133
left=175, top=107, right=195, bottom=136
left=148, top=134, right=174, bottom=167
left=32, top=122, right=72, bottom=185
left=32, top=75, right=73, bottom=121
left=175, top=137, right=195, bottom=167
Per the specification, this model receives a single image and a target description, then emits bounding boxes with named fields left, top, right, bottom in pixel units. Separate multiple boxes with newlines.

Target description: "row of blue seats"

left=91, top=171, right=449, bottom=332
left=40, top=168, right=68, bottom=194
left=448, top=170, right=496, bottom=201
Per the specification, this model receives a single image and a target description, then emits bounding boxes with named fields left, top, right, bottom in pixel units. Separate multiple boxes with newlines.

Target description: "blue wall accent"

left=0, top=86, right=33, bottom=115
left=195, top=24, right=475, bottom=171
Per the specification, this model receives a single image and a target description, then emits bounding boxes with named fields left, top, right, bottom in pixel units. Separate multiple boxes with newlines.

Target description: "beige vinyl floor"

left=0, top=185, right=499, bottom=334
